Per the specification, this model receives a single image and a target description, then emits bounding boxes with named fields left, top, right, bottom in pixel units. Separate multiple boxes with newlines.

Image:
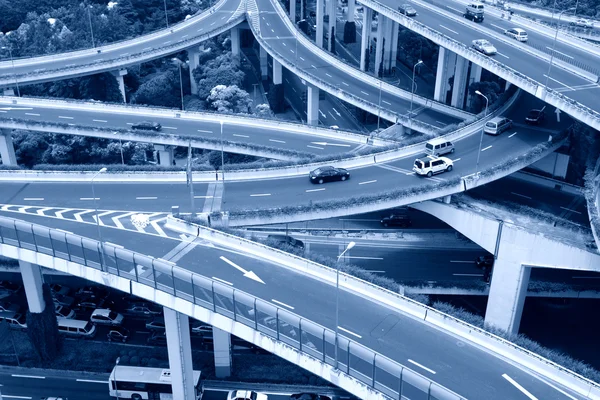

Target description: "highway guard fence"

left=0, top=215, right=466, bottom=400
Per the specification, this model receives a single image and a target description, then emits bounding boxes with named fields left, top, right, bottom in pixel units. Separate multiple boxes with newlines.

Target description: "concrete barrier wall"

left=164, top=217, right=600, bottom=399
left=512, top=171, right=583, bottom=196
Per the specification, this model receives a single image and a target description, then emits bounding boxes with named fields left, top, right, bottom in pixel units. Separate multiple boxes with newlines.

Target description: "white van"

left=504, top=28, right=528, bottom=42
left=484, top=117, right=512, bottom=135
left=57, top=318, right=97, bottom=338
left=425, top=138, right=455, bottom=156
left=0, top=311, right=27, bottom=329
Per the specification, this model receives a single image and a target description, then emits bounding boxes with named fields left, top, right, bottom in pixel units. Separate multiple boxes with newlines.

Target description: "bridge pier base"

left=307, top=84, right=320, bottom=126
left=316, top=0, right=324, bottom=48
left=485, top=259, right=531, bottom=335
left=110, top=69, right=128, bottom=102
left=164, top=307, right=196, bottom=400
left=19, top=260, right=45, bottom=313
left=213, top=327, right=232, bottom=377
left=155, top=145, right=174, bottom=166
left=231, top=27, right=240, bottom=57
left=359, top=8, right=373, bottom=72
left=0, top=129, right=17, bottom=166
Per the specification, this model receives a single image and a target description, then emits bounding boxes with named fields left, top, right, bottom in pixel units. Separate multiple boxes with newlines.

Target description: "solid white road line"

left=11, top=374, right=45, bottom=379
left=197, top=129, right=213, bottom=133
left=2, top=396, right=32, bottom=399
left=359, top=180, right=377, bottom=185
left=338, top=326, right=362, bottom=339
left=546, top=46, right=574, bottom=59
left=407, top=359, right=436, bottom=374
left=58, top=116, right=73, bottom=119
left=453, top=273, right=484, bottom=277
left=136, top=197, right=158, bottom=200
left=511, top=192, right=532, bottom=200
left=250, top=193, right=271, bottom=197
left=25, top=113, right=40, bottom=116
left=76, top=379, right=108, bottom=383
left=233, top=134, right=249, bottom=138
left=382, top=100, right=392, bottom=105
left=560, top=206, right=581, bottom=214
left=481, top=145, right=493, bottom=152
left=272, top=299, right=295, bottom=309
left=439, top=25, right=458, bottom=35
left=346, top=256, right=383, bottom=260
left=502, top=374, right=538, bottom=400
left=79, top=197, right=100, bottom=201
left=450, top=260, right=475, bottom=263
left=307, top=145, right=324, bottom=150
left=93, top=119, right=107, bottom=123
left=269, top=139, right=286, bottom=143
left=212, top=276, right=233, bottom=286
left=23, top=198, right=44, bottom=201
left=497, top=52, right=510, bottom=59
left=543, top=74, right=575, bottom=91
left=508, top=132, right=518, bottom=138
left=306, top=188, right=326, bottom=192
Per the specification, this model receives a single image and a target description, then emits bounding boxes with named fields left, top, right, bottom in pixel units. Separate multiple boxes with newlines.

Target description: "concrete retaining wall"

left=164, top=217, right=600, bottom=399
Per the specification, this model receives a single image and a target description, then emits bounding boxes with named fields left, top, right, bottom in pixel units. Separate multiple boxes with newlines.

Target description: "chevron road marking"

left=36, top=207, right=53, bottom=216
left=73, top=210, right=93, bottom=222
left=150, top=217, right=168, bottom=237
left=55, top=209, right=71, bottom=219
left=94, top=210, right=116, bottom=226
left=18, top=206, right=32, bottom=213
left=112, top=212, right=136, bottom=229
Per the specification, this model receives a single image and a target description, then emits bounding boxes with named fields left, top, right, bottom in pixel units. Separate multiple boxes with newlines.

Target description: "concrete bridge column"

left=390, top=21, right=399, bottom=72
left=110, top=69, right=128, bottom=103
left=466, top=63, right=482, bottom=109
left=290, top=0, right=296, bottom=22
left=155, top=145, right=174, bottom=166
left=316, top=0, right=324, bottom=48
left=19, top=261, right=45, bottom=313
left=434, top=47, right=457, bottom=103
left=374, top=15, right=388, bottom=77
left=359, top=8, right=373, bottom=71
left=382, top=18, right=396, bottom=74
left=230, top=27, right=240, bottom=56
left=327, top=0, right=336, bottom=51
left=213, top=327, right=232, bottom=377
left=273, top=59, right=283, bottom=85
left=450, top=55, right=469, bottom=109
left=0, top=129, right=17, bottom=166
left=187, top=47, right=201, bottom=95
left=260, top=46, right=268, bottom=80
left=485, top=259, right=531, bottom=335
left=307, top=84, right=320, bottom=125
left=163, top=307, right=195, bottom=400
left=346, top=0, right=356, bottom=23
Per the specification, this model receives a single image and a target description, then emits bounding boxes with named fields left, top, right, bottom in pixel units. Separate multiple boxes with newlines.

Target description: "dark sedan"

left=525, top=109, right=545, bottom=125
left=131, top=121, right=162, bottom=131
left=380, top=214, right=412, bottom=228
left=309, top=166, right=350, bottom=184
left=398, top=4, right=417, bottom=16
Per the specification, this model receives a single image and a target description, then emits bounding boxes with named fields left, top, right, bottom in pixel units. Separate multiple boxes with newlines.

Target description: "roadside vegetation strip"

left=584, top=159, right=600, bottom=250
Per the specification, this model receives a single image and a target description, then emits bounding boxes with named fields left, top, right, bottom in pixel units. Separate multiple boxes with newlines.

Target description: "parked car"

left=75, top=296, right=112, bottom=311
left=54, top=304, right=75, bottom=319
left=267, top=234, right=305, bottom=250
left=525, top=108, right=545, bottom=125
left=107, top=326, right=130, bottom=342
left=52, top=293, right=75, bottom=308
left=0, top=302, right=20, bottom=313
left=475, top=255, right=494, bottom=268
left=75, top=286, right=109, bottom=300
left=124, top=302, right=162, bottom=317
left=131, top=121, right=161, bottom=131
left=397, top=4, right=417, bottom=16
left=0, top=311, right=27, bottom=329
left=291, top=394, right=332, bottom=400
left=191, top=322, right=212, bottom=336
left=380, top=214, right=412, bottom=228
left=147, top=331, right=167, bottom=346
left=0, top=281, right=21, bottom=293
left=413, top=156, right=453, bottom=177
left=90, top=309, right=124, bottom=326
left=472, top=39, right=497, bottom=55
left=228, top=391, right=268, bottom=400
left=145, top=317, right=166, bottom=331
left=309, top=166, right=350, bottom=184
left=504, top=27, right=528, bottom=42
left=50, top=284, right=71, bottom=297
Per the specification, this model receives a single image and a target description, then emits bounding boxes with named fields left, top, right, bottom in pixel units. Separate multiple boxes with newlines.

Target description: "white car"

left=90, top=308, right=124, bottom=326
left=472, top=39, right=497, bottom=55
left=571, top=18, right=594, bottom=28
left=228, top=391, right=268, bottom=400
left=504, top=27, right=527, bottom=42
left=413, top=155, right=453, bottom=177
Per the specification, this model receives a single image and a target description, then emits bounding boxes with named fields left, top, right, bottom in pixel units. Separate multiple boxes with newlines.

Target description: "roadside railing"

left=0, top=215, right=466, bottom=400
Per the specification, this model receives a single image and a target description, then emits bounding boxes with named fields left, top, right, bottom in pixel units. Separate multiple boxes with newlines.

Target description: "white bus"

left=109, top=365, right=203, bottom=400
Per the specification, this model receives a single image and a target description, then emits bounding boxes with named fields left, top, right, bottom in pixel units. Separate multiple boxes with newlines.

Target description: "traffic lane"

left=0, top=103, right=359, bottom=155
left=0, top=0, right=242, bottom=76
left=0, top=211, right=582, bottom=399
left=532, top=266, right=600, bottom=286
left=0, top=374, right=110, bottom=400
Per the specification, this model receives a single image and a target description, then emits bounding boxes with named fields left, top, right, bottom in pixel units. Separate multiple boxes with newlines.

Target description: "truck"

left=464, top=2, right=484, bottom=22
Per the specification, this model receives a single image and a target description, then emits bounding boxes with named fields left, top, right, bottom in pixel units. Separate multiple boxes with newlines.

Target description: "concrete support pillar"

left=382, top=18, right=395, bottom=74
left=347, top=0, right=355, bottom=23
left=273, top=59, right=282, bottom=85
left=230, top=27, right=240, bottom=56
left=360, top=8, right=373, bottom=71
left=434, top=47, right=456, bottom=103
left=450, top=55, right=469, bottom=109
left=260, top=45, right=268, bottom=80
left=307, top=84, right=320, bottom=126
left=290, top=0, right=296, bottom=22
left=155, top=145, right=174, bottom=166
left=466, top=62, right=482, bottom=109
left=300, top=0, right=304, bottom=20
left=187, top=47, right=201, bottom=95
left=316, top=0, right=324, bottom=48
left=327, top=0, right=336, bottom=51
left=164, top=307, right=195, bottom=400
left=505, top=80, right=512, bottom=91
left=19, top=260, right=45, bottom=313
left=442, top=195, right=451, bottom=204
left=374, top=15, right=388, bottom=77
left=389, top=21, right=399, bottom=72
left=110, top=69, right=128, bottom=102
left=485, top=259, right=531, bottom=334
left=0, top=130, right=17, bottom=166
left=213, top=327, right=232, bottom=377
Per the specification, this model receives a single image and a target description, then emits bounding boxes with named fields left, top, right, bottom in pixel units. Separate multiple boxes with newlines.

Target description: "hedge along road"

left=0, top=99, right=367, bottom=156
left=0, top=207, right=587, bottom=400
left=0, top=94, right=562, bottom=214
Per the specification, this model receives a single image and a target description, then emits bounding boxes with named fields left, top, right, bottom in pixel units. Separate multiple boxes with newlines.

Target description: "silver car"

left=472, top=39, right=497, bottom=55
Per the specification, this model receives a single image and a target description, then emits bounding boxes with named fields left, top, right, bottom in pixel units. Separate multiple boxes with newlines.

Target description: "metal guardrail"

left=0, top=215, right=466, bottom=400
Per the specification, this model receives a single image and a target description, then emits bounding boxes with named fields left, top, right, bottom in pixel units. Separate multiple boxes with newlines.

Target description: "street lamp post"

left=86, top=4, right=95, bottom=48
left=334, top=241, right=356, bottom=369
left=377, top=81, right=382, bottom=130
left=410, top=60, right=423, bottom=118
left=163, top=0, right=170, bottom=28
left=113, top=132, right=124, bottom=165
left=545, top=7, right=576, bottom=90
left=187, top=140, right=195, bottom=214
left=91, top=167, right=107, bottom=267
left=220, top=121, right=225, bottom=183
left=115, top=357, right=121, bottom=400
left=475, top=90, right=488, bottom=174
left=1, top=46, right=20, bottom=97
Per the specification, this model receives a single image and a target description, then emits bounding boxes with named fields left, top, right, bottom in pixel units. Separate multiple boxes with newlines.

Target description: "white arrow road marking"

left=311, top=141, right=352, bottom=147
left=112, top=212, right=136, bottom=229
left=219, top=256, right=265, bottom=284
left=555, top=108, right=562, bottom=122
left=74, top=210, right=93, bottom=222
left=332, top=107, right=341, bottom=117
left=319, top=110, right=327, bottom=118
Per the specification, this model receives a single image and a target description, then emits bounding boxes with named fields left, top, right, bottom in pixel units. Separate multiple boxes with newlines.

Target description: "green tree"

left=192, top=52, right=245, bottom=99
left=78, top=72, right=124, bottom=102
left=467, top=81, right=501, bottom=113
left=206, top=85, right=252, bottom=114
left=26, top=284, right=62, bottom=363
left=132, top=69, right=181, bottom=108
